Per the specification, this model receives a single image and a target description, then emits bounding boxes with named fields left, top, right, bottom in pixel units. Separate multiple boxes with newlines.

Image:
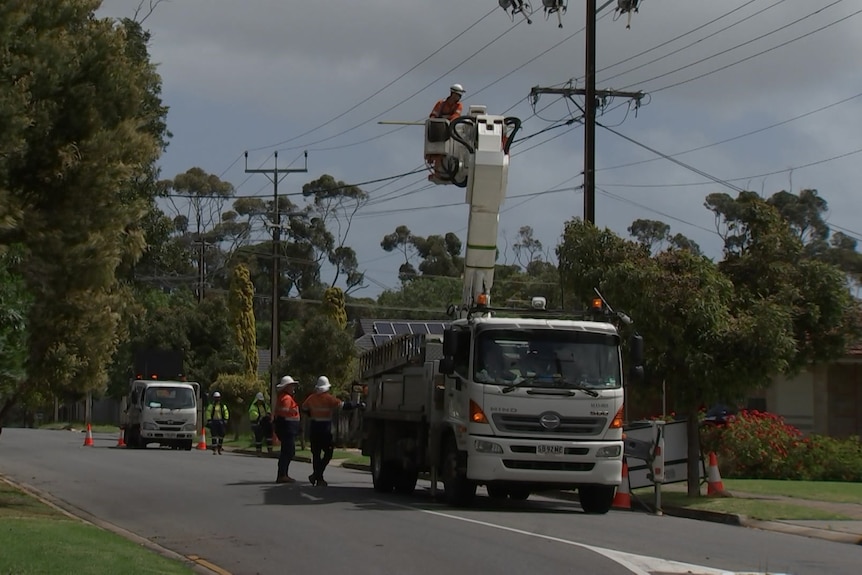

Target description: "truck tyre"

left=508, top=487, right=530, bottom=501
left=578, top=485, right=615, bottom=514
left=486, top=484, right=508, bottom=499
left=371, top=439, right=397, bottom=493
left=394, top=466, right=419, bottom=495
left=442, top=440, right=476, bottom=507
left=182, top=440, right=193, bottom=451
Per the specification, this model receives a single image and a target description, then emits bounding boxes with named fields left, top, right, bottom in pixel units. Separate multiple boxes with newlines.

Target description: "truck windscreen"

left=473, top=329, right=621, bottom=389
left=144, top=387, right=196, bottom=410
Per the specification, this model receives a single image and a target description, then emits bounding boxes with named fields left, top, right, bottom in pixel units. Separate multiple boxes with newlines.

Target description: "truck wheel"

left=508, top=487, right=530, bottom=501
left=183, top=440, right=193, bottom=451
left=486, top=484, right=508, bottom=499
left=578, top=485, right=615, bottom=514
left=371, top=440, right=397, bottom=493
left=394, top=467, right=419, bottom=495
left=442, top=440, right=476, bottom=507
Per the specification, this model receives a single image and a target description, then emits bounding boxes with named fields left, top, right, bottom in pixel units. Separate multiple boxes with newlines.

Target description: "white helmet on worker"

left=450, top=83, right=465, bottom=95
left=212, top=391, right=221, bottom=399
left=277, top=375, right=298, bottom=391
left=255, top=392, right=265, bottom=402
left=315, top=376, right=331, bottom=393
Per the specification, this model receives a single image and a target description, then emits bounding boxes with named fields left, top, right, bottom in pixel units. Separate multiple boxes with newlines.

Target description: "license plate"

left=537, top=445, right=564, bottom=455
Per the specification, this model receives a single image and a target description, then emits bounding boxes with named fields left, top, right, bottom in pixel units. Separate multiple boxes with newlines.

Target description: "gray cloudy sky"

left=98, top=0, right=862, bottom=297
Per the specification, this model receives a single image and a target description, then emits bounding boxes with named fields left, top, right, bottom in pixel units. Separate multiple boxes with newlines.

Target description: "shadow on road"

left=225, top=480, right=583, bottom=515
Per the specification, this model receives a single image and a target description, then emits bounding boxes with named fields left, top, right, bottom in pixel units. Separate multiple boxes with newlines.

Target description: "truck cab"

left=124, top=379, right=200, bottom=450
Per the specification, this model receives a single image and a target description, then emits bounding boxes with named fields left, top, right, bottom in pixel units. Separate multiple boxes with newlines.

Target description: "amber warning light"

left=591, top=297, right=603, bottom=310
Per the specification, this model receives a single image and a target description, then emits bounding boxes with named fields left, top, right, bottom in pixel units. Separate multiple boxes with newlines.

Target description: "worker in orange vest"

left=273, top=376, right=301, bottom=483
left=301, top=376, right=363, bottom=486
left=426, top=84, right=466, bottom=180
left=430, top=83, right=465, bottom=121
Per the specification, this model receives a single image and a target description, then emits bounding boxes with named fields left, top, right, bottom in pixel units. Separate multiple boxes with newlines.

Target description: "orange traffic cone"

left=116, top=428, right=126, bottom=448
left=197, top=426, right=208, bottom=450
left=706, top=451, right=726, bottom=495
left=612, top=459, right=632, bottom=510
left=83, top=423, right=94, bottom=447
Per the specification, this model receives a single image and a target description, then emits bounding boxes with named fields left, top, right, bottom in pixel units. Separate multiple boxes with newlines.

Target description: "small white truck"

left=121, top=350, right=201, bottom=450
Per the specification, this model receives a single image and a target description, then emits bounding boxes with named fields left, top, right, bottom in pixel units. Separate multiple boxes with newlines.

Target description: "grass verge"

left=0, top=480, right=194, bottom=575
left=645, top=491, right=850, bottom=521
left=39, top=422, right=120, bottom=434
left=722, top=479, right=862, bottom=504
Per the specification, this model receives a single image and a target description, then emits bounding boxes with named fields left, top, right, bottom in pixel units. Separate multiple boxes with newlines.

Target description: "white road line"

left=371, top=499, right=788, bottom=575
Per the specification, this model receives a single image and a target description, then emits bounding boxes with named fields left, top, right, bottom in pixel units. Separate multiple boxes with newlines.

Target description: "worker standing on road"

left=301, top=376, right=363, bottom=486
left=207, top=391, right=230, bottom=455
left=248, top=392, right=273, bottom=456
left=273, top=376, right=301, bottom=483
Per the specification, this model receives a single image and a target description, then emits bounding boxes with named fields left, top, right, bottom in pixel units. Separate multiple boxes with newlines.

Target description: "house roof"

left=354, top=318, right=449, bottom=350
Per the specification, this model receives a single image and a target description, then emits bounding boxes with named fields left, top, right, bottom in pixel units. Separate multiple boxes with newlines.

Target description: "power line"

left=247, top=7, right=499, bottom=153
left=597, top=89, right=862, bottom=173
left=638, top=3, right=862, bottom=93
left=599, top=0, right=786, bottom=85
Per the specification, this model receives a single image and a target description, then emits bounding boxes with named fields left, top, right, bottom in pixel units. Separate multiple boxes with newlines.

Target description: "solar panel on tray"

left=374, top=322, right=395, bottom=335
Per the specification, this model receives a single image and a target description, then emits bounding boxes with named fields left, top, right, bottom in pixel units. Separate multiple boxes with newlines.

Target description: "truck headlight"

left=474, top=439, right=503, bottom=454
left=182, top=423, right=196, bottom=431
left=595, top=445, right=621, bottom=458
left=142, top=422, right=157, bottom=430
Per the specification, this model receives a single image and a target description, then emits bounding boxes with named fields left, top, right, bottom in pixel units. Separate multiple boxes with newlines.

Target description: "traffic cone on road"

left=116, top=428, right=126, bottom=448
left=706, top=451, right=726, bottom=495
left=612, top=459, right=632, bottom=510
left=83, top=423, right=94, bottom=447
left=196, top=426, right=208, bottom=450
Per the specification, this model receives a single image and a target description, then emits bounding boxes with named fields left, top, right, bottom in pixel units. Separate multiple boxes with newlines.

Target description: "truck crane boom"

left=424, top=105, right=520, bottom=317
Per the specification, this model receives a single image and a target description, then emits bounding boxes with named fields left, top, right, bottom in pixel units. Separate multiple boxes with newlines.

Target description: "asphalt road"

left=1, top=428, right=859, bottom=575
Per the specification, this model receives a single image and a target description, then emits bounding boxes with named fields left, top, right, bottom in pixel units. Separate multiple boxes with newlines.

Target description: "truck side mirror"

left=439, top=357, right=455, bottom=375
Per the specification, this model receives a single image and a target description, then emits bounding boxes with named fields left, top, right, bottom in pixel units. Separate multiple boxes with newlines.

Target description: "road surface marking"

left=373, top=499, right=788, bottom=575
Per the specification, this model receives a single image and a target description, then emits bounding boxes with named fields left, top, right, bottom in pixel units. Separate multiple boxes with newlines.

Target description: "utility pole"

left=529, top=0, right=644, bottom=224
left=244, top=150, right=308, bottom=408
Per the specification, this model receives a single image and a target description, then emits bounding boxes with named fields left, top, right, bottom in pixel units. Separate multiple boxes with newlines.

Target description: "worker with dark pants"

left=248, top=392, right=273, bottom=455
left=302, top=376, right=362, bottom=486
left=207, top=391, right=229, bottom=455
left=273, top=376, right=301, bottom=483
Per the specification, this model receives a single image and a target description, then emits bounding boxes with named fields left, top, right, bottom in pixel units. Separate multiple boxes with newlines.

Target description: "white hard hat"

left=315, top=376, right=331, bottom=393
left=212, top=391, right=221, bottom=399
left=255, top=392, right=265, bottom=402
left=450, top=83, right=465, bottom=95
left=277, top=375, right=298, bottom=390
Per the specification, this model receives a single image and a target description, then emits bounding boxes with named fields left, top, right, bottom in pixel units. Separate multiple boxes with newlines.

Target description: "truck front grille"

left=492, top=414, right=606, bottom=435
left=502, top=460, right=595, bottom=472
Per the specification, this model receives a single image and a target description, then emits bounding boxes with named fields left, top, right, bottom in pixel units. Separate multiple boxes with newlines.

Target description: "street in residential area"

left=2, top=428, right=860, bottom=575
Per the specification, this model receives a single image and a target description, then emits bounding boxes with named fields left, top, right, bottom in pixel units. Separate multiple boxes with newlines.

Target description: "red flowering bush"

left=700, top=410, right=862, bottom=481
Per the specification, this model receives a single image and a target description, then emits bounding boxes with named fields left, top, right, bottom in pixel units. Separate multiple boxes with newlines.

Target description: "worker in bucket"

left=430, top=83, right=465, bottom=121
left=207, top=391, right=230, bottom=455
left=248, top=391, right=273, bottom=456
left=426, top=84, right=466, bottom=179
left=301, top=376, right=363, bottom=486
left=273, top=376, right=301, bottom=483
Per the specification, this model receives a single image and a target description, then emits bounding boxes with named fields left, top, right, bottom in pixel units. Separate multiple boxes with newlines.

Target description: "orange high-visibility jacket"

left=275, top=392, right=300, bottom=421
left=302, top=393, right=343, bottom=422
left=430, top=99, right=462, bottom=121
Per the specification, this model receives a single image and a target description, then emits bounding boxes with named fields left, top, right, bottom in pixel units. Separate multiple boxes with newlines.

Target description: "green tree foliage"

left=228, top=264, right=257, bottom=377
left=0, top=1, right=169, bottom=416
left=380, top=226, right=464, bottom=280
left=277, top=315, right=356, bottom=399
left=628, top=219, right=702, bottom=256
left=323, top=286, right=348, bottom=329
left=0, top=247, right=30, bottom=427
left=705, top=191, right=861, bottom=372
left=557, top=219, right=797, bottom=494
left=376, top=277, right=460, bottom=319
